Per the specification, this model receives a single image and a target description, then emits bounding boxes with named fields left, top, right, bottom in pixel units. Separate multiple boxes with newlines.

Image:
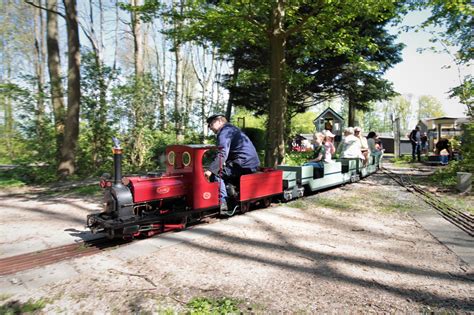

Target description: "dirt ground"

left=0, top=170, right=473, bottom=313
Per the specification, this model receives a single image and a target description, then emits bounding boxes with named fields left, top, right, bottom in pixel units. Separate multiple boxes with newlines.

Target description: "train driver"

left=204, top=114, right=260, bottom=212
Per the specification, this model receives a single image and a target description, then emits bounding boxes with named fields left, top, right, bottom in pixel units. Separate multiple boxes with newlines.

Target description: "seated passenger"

left=337, top=127, right=365, bottom=160
left=204, top=114, right=260, bottom=212
left=367, top=131, right=384, bottom=168
left=304, top=132, right=325, bottom=170
left=367, top=131, right=384, bottom=157
left=354, top=126, right=370, bottom=166
left=323, top=130, right=336, bottom=163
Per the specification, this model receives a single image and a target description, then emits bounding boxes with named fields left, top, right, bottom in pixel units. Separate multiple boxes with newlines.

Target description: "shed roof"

left=314, top=107, right=344, bottom=123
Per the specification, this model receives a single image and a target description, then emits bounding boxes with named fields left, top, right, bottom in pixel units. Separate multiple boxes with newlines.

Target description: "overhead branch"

left=286, top=3, right=323, bottom=37
left=25, top=0, right=66, bottom=19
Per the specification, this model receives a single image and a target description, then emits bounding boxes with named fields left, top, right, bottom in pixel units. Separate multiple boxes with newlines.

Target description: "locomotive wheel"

left=240, top=202, right=250, bottom=214
left=106, top=228, right=115, bottom=239
left=180, top=215, right=189, bottom=230
left=262, top=197, right=271, bottom=208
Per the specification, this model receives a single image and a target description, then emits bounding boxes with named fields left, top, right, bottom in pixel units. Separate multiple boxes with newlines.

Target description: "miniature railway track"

left=0, top=218, right=212, bottom=277
left=0, top=237, right=127, bottom=277
left=382, top=168, right=474, bottom=237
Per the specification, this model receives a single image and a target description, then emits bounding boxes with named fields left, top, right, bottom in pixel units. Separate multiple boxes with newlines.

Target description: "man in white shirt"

left=337, top=127, right=365, bottom=160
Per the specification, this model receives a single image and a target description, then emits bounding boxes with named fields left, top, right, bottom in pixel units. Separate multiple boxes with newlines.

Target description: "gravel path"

left=0, top=171, right=472, bottom=313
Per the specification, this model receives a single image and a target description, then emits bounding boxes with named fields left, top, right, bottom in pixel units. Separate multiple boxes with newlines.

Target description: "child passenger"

left=323, top=130, right=336, bottom=163
left=304, top=132, right=325, bottom=169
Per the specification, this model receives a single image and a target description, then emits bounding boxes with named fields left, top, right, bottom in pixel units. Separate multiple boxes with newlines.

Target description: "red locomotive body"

left=165, top=145, right=220, bottom=211
left=87, top=143, right=282, bottom=239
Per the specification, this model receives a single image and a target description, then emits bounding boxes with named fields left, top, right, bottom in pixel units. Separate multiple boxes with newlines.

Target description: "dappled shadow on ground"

left=162, top=211, right=473, bottom=311
left=0, top=203, right=94, bottom=225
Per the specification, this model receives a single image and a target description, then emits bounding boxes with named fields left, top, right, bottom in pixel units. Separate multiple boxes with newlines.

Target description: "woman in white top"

left=323, top=130, right=336, bottom=163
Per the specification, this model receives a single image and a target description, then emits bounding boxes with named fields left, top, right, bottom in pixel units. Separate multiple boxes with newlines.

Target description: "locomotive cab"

left=165, top=145, right=220, bottom=211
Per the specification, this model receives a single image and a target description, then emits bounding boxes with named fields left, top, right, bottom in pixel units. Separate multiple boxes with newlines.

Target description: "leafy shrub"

left=186, top=297, right=240, bottom=314
left=242, top=127, right=266, bottom=152
left=283, top=151, right=313, bottom=166
left=0, top=164, right=58, bottom=185
left=0, top=299, right=48, bottom=314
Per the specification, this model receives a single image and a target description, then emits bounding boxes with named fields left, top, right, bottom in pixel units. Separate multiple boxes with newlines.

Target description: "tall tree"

left=191, top=46, right=216, bottom=139
left=160, top=0, right=406, bottom=166
left=33, top=2, right=46, bottom=140
left=58, top=0, right=81, bottom=177
left=417, top=0, right=473, bottom=116
left=385, top=95, right=412, bottom=133
left=172, top=0, right=185, bottom=141
left=46, top=0, right=66, bottom=160
left=417, top=95, right=444, bottom=120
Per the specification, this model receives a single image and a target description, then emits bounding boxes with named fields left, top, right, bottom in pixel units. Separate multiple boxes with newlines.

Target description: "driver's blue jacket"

left=208, top=123, right=260, bottom=175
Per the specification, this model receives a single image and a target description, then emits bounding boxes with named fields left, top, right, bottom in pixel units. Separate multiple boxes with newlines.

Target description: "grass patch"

left=310, top=196, right=354, bottom=211
left=438, top=195, right=474, bottom=215
left=428, top=164, right=459, bottom=189
left=0, top=298, right=48, bottom=314
left=0, top=178, right=25, bottom=188
left=306, top=189, right=418, bottom=214
left=186, top=297, right=241, bottom=314
left=287, top=200, right=307, bottom=209
left=0, top=294, right=11, bottom=302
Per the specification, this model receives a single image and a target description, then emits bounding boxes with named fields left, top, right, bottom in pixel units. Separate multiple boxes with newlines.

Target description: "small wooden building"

left=313, top=107, right=345, bottom=142
left=417, top=116, right=469, bottom=150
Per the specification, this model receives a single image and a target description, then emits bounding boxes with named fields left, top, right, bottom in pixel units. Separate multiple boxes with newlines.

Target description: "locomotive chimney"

left=112, top=137, right=123, bottom=186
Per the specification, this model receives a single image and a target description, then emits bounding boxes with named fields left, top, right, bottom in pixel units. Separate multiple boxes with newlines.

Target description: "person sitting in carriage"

left=204, top=114, right=260, bottom=212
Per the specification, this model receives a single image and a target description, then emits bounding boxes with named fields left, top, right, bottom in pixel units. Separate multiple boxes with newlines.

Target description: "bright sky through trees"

left=384, top=10, right=470, bottom=117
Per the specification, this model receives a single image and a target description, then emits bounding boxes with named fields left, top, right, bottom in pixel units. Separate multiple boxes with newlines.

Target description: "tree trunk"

left=58, top=0, right=81, bottom=177
left=132, top=0, right=144, bottom=77
left=34, top=2, right=45, bottom=140
left=130, top=0, right=146, bottom=167
left=265, top=0, right=287, bottom=167
left=173, top=0, right=184, bottom=142
left=225, top=54, right=239, bottom=122
left=46, top=0, right=66, bottom=160
left=348, top=95, right=356, bottom=127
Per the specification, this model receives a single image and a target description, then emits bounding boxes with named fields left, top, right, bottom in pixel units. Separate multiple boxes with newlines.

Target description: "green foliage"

left=283, top=151, right=314, bottom=166
left=0, top=298, right=48, bottom=314
left=231, top=108, right=266, bottom=129
left=417, top=95, right=444, bottom=120
left=290, top=112, right=317, bottom=134
left=80, top=50, right=118, bottom=175
left=0, top=164, right=58, bottom=185
left=149, top=128, right=183, bottom=170
left=416, top=0, right=473, bottom=110
left=384, top=95, right=412, bottom=133
left=186, top=297, right=241, bottom=314
left=430, top=162, right=459, bottom=188
left=0, top=178, right=25, bottom=188
left=459, top=121, right=474, bottom=173
left=242, top=127, right=266, bottom=153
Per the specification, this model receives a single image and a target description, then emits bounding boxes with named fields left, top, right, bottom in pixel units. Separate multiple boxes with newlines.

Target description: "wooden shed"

left=313, top=107, right=345, bottom=142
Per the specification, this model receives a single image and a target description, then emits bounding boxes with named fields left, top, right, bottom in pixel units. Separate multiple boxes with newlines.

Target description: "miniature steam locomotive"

left=87, top=140, right=380, bottom=239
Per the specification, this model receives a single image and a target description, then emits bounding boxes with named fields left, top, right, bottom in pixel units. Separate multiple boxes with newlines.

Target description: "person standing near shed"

left=409, top=126, right=421, bottom=162
left=204, top=114, right=260, bottom=213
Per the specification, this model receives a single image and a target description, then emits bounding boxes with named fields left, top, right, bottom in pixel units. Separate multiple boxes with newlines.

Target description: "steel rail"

left=382, top=168, right=473, bottom=237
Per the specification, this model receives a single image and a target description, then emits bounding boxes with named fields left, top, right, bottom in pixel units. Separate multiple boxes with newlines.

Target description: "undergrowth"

left=186, top=297, right=241, bottom=314
left=0, top=299, right=48, bottom=314
left=0, top=178, right=25, bottom=188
